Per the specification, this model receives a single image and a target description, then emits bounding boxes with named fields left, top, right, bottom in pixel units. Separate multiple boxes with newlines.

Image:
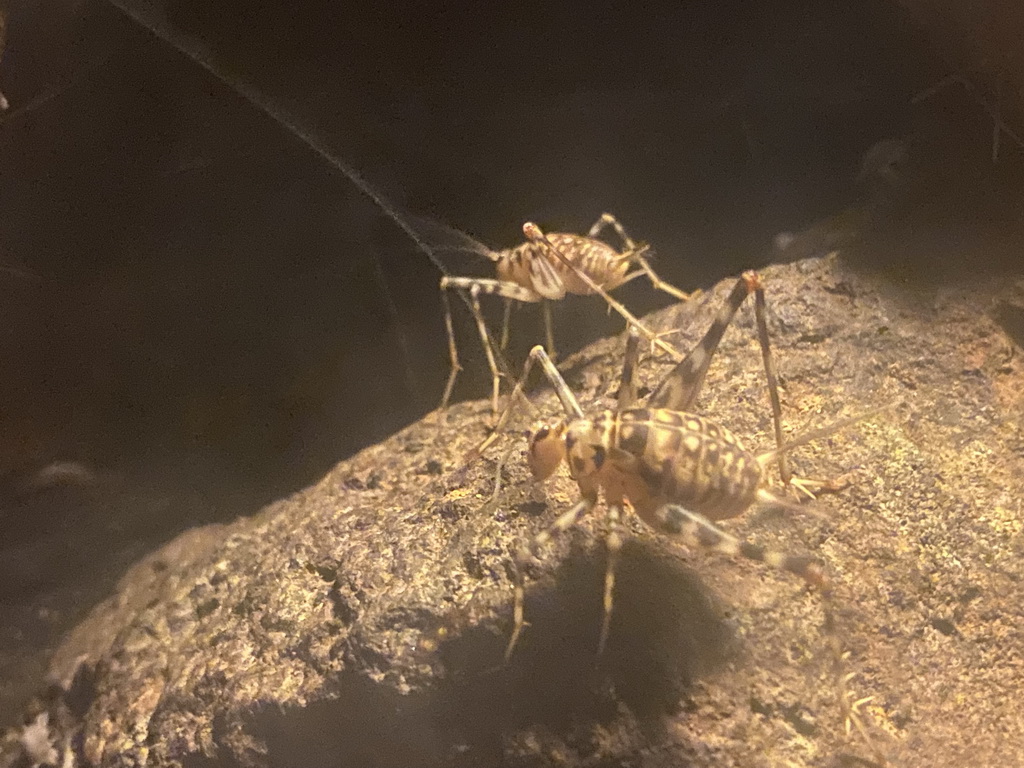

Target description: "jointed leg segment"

left=463, top=343, right=583, bottom=465
left=507, top=497, right=595, bottom=661
left=653, top=505, right=828, bottom=588
left=588, top=212, right=694, bottom=303
left=438, top=276, right=533, bottom=423
left=587, top=212, right=637, bottom=248
left=616, top=326, right=642, bottom=413
left=599, top=503, right=626, bottom=654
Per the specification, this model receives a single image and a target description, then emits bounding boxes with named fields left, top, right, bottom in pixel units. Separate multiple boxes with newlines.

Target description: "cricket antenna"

left=100, top=0, right=453, bottom=280
left=97, top=0, right=503, bottom=411
left=757, top=400, right=900, bottom=467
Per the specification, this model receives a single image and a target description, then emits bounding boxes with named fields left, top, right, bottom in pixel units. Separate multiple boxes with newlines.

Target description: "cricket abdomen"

left=544, top=233, right=631, bottom=294
left=604, top=408, right=762, bottom=523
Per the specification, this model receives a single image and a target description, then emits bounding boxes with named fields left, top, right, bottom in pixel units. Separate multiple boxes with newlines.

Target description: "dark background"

left=0, top=0, right=1018, bottom=726
left=0, top=0, right=950, bottom=501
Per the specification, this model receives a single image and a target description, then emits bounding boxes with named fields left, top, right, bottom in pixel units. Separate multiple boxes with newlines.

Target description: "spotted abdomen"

left=608, top=408, right=762, bottom=522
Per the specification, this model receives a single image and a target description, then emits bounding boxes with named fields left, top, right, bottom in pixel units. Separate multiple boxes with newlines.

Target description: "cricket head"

left=526, top=419, right=568, bottom=481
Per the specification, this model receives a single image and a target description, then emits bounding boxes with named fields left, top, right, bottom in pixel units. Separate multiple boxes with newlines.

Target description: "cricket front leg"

left=506, top=497, right=595, bottom=661
left=440, top=276, right=537, bottom=423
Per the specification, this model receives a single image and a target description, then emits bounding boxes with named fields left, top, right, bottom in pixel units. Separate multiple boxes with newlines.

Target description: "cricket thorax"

left=564, top=408, right=763, bottom=524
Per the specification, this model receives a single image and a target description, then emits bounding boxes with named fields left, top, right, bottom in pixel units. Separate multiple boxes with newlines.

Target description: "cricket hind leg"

left=646, top=272, right=761, bottom=411
left=737, top=273, right=843, bottom=492
left=588, top=212, right=694, bottom=303
left=750, top=275, right=792, bottom=485
left=627, top=251, right=695, bottom=303
left=652, top=503, right=829, bottom=589
left=588, top=211, right=638, bottom=250
left=655, top=502, right=886, bottom=760
left=616, top=325, right=643, bottom=413
left=646, top=271, right=791, bottom=482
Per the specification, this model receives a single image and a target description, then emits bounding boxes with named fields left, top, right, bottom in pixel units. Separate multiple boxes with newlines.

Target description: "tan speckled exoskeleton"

left=472, top=269, right=843, bottom=660
left=439, top=215, right=695, bottom=421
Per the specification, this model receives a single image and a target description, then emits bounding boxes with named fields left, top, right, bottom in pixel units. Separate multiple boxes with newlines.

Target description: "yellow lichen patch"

left=978, top=505, right=1023, bottom=538
left=442, top=487, right=475, bottom=502
left=793, top=391, right=827, bottom=417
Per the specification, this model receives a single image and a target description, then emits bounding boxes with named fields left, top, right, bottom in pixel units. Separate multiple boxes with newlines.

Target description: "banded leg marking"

left=653, top=504, right=829, bottom=589
left=439, top=290, right=462, bottom=426
left=647, top=272, right=758, bottom=411
left=438, top=276, right=532, bottom=422
left=599, top=503, right=626, bottom=654
left=588, top=212, right=637, bottom=250
left=500, top=298, right=513, bottom=350
left=507, top=497, right=595, bottom=661
left=589, top=212, right=693, bottom=303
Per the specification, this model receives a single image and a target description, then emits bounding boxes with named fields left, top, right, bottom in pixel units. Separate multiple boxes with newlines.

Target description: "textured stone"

left=4, top=253, right=1023, bottom=767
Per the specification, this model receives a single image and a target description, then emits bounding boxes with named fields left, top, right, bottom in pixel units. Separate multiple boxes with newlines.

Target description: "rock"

left=4, top=253, right=1023, bottom=767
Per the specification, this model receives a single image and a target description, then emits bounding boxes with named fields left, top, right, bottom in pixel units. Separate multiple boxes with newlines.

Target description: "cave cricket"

left=438, top=215, right=697, bottom=422
left=27, top=0, right=702, bottom=433
left=468, top=262, right=890, bottom=762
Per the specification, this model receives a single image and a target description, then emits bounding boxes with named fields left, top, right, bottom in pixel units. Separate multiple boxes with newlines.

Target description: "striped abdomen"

left=597, top=408, right=762, bottom=523
left=495, top=234, right=631, bottom=297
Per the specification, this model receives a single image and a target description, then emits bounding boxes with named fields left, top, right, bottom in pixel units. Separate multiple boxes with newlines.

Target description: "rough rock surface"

left=3, top=253, right=1023, bottom=767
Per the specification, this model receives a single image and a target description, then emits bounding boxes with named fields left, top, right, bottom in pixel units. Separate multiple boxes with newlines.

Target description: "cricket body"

left=493, top=228, right=640, bottom=299
left=474, top=268, right=843, bottom=661
left=526, top=397, right=827, bottom=655
left=503, top=273, right=889, bottom=763
left=534, top=409, right=778, bottom=529
left=438, top=214, right=693, bottom=422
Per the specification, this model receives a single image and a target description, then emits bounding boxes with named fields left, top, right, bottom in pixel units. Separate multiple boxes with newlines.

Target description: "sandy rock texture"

left=2, top=253, right=1022, bottom=767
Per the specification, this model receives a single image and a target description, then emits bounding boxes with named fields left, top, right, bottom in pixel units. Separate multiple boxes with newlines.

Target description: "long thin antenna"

left=100, top=0, right=453, bottom=279
left=65, top=1, right=512, bottom=407
left=97, top=0, right=516, bottom=408
left=756, top=401, right=898, bottom=466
